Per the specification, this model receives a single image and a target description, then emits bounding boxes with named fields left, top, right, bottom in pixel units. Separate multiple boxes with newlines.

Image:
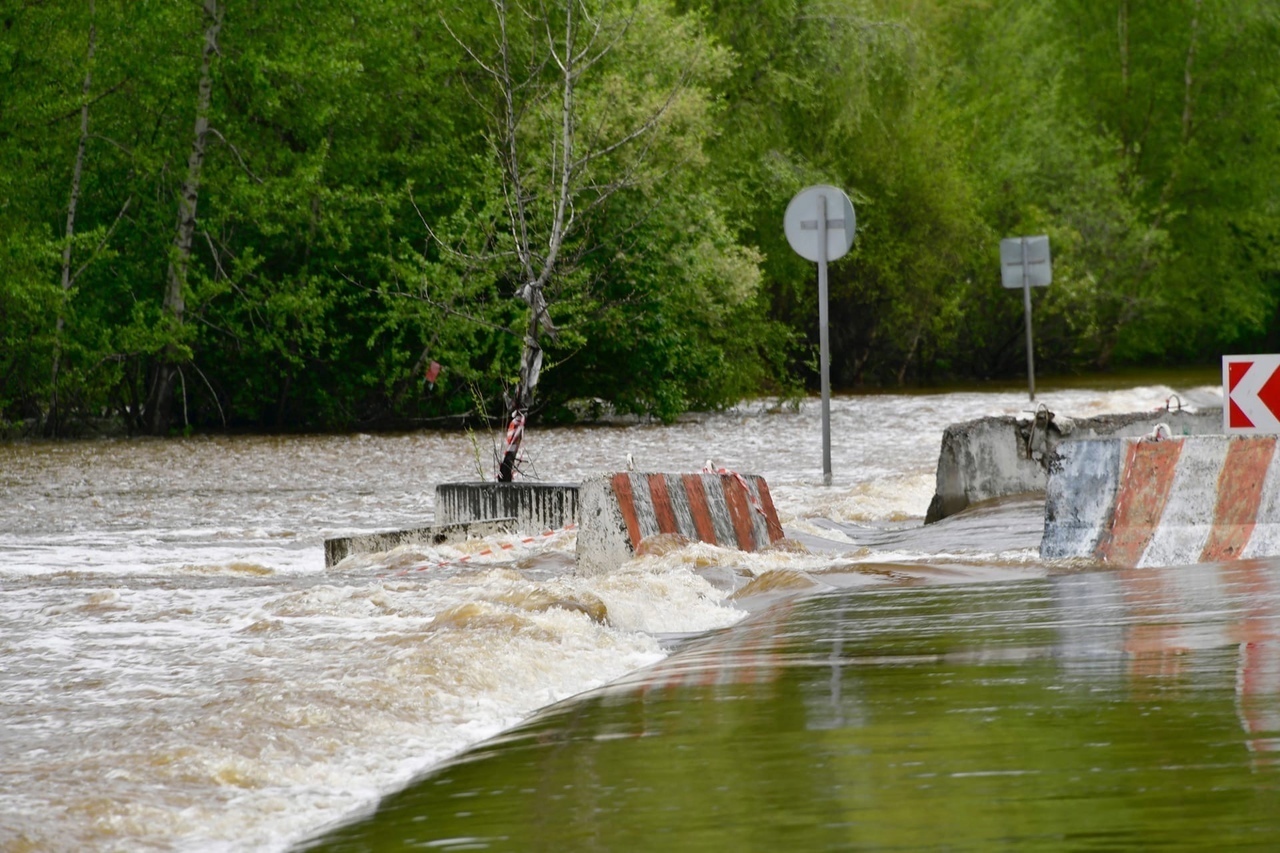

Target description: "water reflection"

left=1054, top=561, right=1280, bottom=765
left=306, top=560, right=1280, bottom=851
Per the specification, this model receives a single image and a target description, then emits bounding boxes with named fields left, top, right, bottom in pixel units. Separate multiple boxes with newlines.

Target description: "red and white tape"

left=502, top=412, right=526, bottom=458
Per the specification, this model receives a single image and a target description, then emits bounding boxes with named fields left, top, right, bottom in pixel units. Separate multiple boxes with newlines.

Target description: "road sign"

left=1224, top=355, right=1280, bottom=434
left=785, top=185, right=857, bottom=486
left=1000, top=235, right=1052, bottom=288
left=784, top=185, right=856, bottom=263
left=1000, top=234, right=1052, bottom=401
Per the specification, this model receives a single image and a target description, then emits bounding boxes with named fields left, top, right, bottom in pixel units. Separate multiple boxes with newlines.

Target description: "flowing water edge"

left=309, top=562, right=1280, bottom=851
left=0, top=383, right=1244, bottom=851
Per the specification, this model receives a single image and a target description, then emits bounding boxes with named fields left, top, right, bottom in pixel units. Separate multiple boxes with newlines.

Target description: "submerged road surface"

left=306, top=557, right=1280, bottom=851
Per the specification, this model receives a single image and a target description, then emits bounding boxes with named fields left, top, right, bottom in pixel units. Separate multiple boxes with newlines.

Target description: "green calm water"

left=304, top=561, right=1280, bottom=851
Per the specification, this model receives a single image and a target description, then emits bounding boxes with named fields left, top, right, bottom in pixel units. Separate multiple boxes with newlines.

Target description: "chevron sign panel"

left=1224, top=355, right=1280, bottom=434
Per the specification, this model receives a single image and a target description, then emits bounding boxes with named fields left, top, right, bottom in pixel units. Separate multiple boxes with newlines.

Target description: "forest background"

left=2, top=0, right=1278, bottom=437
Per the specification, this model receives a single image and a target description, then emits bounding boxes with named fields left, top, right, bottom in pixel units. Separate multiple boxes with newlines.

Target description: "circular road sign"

left=784, top=185, right=856, bottom=263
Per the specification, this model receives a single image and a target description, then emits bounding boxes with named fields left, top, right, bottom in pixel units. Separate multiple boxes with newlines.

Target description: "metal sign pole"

left=1021, top=237, right=1036, bottom=401
left=1000, top=234, right=1050, bottom=400
left=785, top=184, right=854, bottom=488
left=818, top=194, right=832, bottom=486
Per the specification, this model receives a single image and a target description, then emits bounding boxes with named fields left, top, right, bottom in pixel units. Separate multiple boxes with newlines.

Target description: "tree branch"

left=69, top=196, right=133, bottom=288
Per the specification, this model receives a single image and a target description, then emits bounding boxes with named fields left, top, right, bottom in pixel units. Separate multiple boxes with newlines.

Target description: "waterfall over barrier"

left=577, top=472, right=785, bottom=575
left=325, top=474, right=785, bottom=571
left=435, top=481, right=579, bottom=531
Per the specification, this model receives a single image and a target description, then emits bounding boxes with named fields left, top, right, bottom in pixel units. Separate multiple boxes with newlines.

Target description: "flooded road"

left=0, top=381, right=1240, bottom=851
left=310, top=560, right=1280, bottom=851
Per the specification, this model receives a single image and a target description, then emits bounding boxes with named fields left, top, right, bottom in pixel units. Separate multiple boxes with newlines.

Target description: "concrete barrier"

left=1042, top=434, right=1280, bottom=567
left=324, top=483, right=577, bottom=568
left=434, top=482, right=578, bottom=531
left=576, top=472, right=785, bottom=575
left=926, top=407, right=1223, bottom=523
left=324, top=518, right=516, bottom=568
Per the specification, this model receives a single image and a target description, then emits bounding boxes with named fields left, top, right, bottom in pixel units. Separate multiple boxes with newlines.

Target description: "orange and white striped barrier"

left=576, top=471, right=784, bottom=574
left=1043, top=434, right=1280, bottom=567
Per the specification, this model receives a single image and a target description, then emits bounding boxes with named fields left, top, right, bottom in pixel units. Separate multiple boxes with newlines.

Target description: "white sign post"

left=1000, top=235, right=1052, bottom=401
left=785, top=185, right=856, bottom=486
left=1224, top=354, right=1280, bottom=434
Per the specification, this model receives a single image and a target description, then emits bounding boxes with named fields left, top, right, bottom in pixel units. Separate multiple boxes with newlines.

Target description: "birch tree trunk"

left=442, top=0, right=700, bottom=478
left=144, top=0, right=222, bottom=435
left=491, top=0, right=647, bottom=480
left=45, top=1, right=96, bottom=437
left=493, top=0, right=567, bottom=481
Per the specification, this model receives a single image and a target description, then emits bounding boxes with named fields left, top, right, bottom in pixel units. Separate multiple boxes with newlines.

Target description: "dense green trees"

left=1, top=0, right=1277, bottom=437
left=942, top=0, right=1280, bottom=374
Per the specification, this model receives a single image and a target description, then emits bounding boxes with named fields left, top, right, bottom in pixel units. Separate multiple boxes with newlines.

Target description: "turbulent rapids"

left=0, top=383, right=1222, bottom=851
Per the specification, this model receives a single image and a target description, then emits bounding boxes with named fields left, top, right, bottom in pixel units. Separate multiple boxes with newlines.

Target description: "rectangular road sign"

left=1000, top=235, right=1052, bottom=288
left=1224, top=354, right=1280, bottom=434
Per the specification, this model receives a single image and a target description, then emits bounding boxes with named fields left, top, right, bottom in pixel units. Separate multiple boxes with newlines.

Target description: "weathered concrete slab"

left=926, top=407, right=1222, bottom=523
left=1038, top=440, right=1124, bottom=560
left=1043, top=434, right=1280, bottom=567
left=577, top=472, right=784, bottom=575
left=435, top=482, right=578, bottom=531
left=324, top=518, right=516, bottom=568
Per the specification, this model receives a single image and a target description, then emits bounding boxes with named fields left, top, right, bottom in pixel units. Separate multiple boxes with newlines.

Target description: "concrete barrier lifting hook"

left=1165, top=394, right=1183, bottom=413
left=1026, top=403, right=1053, bottom=461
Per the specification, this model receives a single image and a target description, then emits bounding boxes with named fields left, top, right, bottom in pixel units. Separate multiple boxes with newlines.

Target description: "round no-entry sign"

left=782, top=184, right=855, bottom=487
left=784, top=185, right=856, bottom=263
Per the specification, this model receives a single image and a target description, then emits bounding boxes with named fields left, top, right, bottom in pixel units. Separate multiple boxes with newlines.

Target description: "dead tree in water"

left=144, top=0, right=222, bottom=435
left=443, top=0, right=696, bottom=480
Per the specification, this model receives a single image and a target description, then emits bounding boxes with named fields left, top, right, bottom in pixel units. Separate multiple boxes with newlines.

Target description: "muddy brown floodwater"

left=0, top=380, right=1245, bottom=852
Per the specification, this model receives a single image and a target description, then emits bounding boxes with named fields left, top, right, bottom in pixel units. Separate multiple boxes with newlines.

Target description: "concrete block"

left=324, top=518, right=517, bottom=568
left=577, top=472, right=784, bottom=575
left=434, top=482, right=578, bottom=531
left=1042, top=434, right=1280, bottom=567
left=1040, top=440, right=1124, bottom=559
left=926, top=407, right=1222, bottom=523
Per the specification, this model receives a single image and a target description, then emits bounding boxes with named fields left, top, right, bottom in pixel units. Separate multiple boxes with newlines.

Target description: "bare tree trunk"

left=1116, top=0, right=1131, bottom=178
left=46, top=1, right=96, bottom=437
left=1117, top=0, right=1129, bottom=102
left=897, top=325, right=923, bottom=386
left=1178, top=2, right=1201, bottom=146
left=498, top=303, right=547, bottom=481
left=144, top=0, right=222, bottom=435
left=497, top=0, right=577, bottom=481
left=443, top=1, right=688, bottom=478
left=1151, top=0, right=1201, bottom=229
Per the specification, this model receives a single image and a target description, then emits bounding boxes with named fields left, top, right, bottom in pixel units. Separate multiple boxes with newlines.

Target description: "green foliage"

left=1, top=0, right=1277, bottom=433
left=944, top=0, right=1280, bottom=373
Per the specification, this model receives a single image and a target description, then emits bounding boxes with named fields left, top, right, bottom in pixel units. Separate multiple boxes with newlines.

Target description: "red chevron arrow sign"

left=1224, top=355, right=1280, bottom=434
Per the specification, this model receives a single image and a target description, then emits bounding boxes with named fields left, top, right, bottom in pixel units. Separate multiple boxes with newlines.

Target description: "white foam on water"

left=1, top=553, right=737, bottom=851
left=0, top=382, right=1217, bottom=850
left=0, top=518, right=766, bottom=851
